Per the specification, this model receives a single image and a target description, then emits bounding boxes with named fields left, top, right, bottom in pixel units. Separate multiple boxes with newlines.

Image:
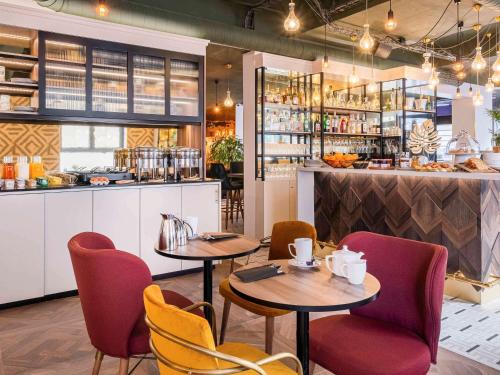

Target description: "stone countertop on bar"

left=297, top=166, right=500, bottom=180
left=0, top=178, right=220, bottom=195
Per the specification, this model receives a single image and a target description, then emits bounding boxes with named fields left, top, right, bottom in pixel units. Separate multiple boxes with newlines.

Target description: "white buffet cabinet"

left=0, top=181, right=221, bottom=305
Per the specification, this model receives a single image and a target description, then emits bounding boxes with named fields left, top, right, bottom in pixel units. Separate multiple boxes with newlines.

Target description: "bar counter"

left=296, top=166, right=500, bottom=283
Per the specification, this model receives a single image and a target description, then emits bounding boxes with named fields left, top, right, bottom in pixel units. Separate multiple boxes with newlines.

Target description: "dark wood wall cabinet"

left=35, top=32, right=203, bottom=125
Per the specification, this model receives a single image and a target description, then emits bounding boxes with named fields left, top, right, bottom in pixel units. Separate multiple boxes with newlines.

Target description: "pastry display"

left=323, top=153, right=359, bottom=168
left=414, top=162, right=454, bottom=172
left=89, top=176, right=110, bottom=186
left=464, top=158, right=489, bottom=171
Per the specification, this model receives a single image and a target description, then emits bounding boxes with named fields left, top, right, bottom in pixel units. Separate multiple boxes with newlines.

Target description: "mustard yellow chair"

left=144, top=284, right=302, bottom=375
left=219, top=221, right=317, bottom=354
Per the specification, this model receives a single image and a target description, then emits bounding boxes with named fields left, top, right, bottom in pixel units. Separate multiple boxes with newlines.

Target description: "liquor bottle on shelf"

left=292, top=88, right=299, bottom=106
left=314, top=114, right=321, bottom=133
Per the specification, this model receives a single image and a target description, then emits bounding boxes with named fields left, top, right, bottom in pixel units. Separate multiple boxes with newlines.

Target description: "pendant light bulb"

left=385, top=0, right=397, bottom=32
left=452, top=60, right=464, bottom=72
left=429, top=68, right=440, bottom=88
left=422, top=52, right=432, bottom=73
left=96, top=0, right=109, bottom=17
left=349, top=66, right=359, bottom=84
left=359, top=24, right=375, bottom=51
left=455, top=86, right=462, bottom=99
left=493, top=50, right=500, bottom=72
left=473, top=89, right=484, bottom=106
left=472, top=46, right=486, bottom=71
left=468, top=85, right=473, bottom=96
left=485, top=77, right=494, bottom=92
left=224, top=90, right=233, bottom=108
left=284, top=1, right=300, bottom=33
left=492, top=71, right=500, bottom=84
left=367, top=80, right=378, bottom=94
left=456, top=70, right=466, bottom=80
left=323, top=55, right=329, bottom=69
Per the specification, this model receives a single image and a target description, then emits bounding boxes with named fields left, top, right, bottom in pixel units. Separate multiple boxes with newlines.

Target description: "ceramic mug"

left=288, top=238, right=313, bottom=265
left=342, top=260, right=367, bottom=285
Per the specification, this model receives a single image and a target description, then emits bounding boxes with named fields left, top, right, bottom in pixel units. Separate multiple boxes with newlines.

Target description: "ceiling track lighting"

left=96, top=0, right=109, bottom=17
left=284, top=0, right=300, bottom=33
left=359, top=0, right=375, bottom=51
left=384, top=0, right=397, bottom=31
left=471, top=4, right=486, bottom=71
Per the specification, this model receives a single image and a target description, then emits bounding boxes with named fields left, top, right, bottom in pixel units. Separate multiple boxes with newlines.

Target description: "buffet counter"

left=296, top=166, right=500, bottom=288
left=0, top=180, right=221, bottom=306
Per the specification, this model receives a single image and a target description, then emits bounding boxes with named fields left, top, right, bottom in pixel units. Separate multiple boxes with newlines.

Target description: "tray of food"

left=323, top=153, right=358, bottom=168
left=413, top=162, right=455, bottom=172
left=456, top=158, right=498, bottom=173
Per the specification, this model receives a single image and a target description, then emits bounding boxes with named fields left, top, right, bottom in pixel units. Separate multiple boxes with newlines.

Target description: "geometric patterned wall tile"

left=0, top=123, right=60, bottom=171
left=314, top=171, right=500, bottom=282
left=126, top=128, right=155, bottom=148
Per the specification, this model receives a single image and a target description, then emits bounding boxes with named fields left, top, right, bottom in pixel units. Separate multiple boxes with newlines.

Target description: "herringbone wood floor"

left=0, top=259, right=498, bottom=375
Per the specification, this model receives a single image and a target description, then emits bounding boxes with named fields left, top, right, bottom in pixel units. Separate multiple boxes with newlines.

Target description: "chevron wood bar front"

left=297, top=167, right=500, bottom=285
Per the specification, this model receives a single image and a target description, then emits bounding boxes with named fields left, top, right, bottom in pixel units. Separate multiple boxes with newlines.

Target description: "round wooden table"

left=155, top=235, right=260, bottom=323
left=229, top=259, right=380, bottom=375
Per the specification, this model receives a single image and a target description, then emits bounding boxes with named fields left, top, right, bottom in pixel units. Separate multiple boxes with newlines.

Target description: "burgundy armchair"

left=309, top=231, right=448, bottom=375
left=68, top=232, right=201, bottom=375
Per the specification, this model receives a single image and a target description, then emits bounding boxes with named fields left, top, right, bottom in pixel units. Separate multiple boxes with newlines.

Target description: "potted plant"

left=208, top=135, right=243, bottom=168
left=487, top=109, right=500, bottom=152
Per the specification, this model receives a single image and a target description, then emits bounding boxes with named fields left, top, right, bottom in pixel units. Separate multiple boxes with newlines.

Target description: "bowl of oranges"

left=323, top=153, right=359, bottom=168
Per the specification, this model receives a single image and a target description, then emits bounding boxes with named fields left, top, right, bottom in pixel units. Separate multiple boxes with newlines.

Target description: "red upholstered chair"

left=309, top=231, right=448, bottom=375
left=68, top=232, right=201, bottom=375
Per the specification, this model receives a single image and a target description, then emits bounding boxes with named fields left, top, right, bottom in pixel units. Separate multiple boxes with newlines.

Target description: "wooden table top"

left=155, top=235, right=260, bottom=261
left=229, top=259, right=380, bottom=312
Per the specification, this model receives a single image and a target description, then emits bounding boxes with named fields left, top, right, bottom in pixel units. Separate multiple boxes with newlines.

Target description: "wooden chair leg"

left=118, top=358, right=129, bottom=375
left=309, top=361, right=316, bottom=374
left=220, top=299, right=232, bottom=345
left=92, top=350, right=104, bottom=375
left=230, top=190, right=235, bottom=223
left=265, top=316, right=275, bottom=355
left=235, top=190, right=240, bottom=222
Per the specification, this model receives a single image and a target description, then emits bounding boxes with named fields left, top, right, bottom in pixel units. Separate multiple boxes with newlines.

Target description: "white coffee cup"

left=184, top=216, right=199, bottom=237
left=342, top=260, right=367, bottom=285
left=288, top=238, right=313, bottom=264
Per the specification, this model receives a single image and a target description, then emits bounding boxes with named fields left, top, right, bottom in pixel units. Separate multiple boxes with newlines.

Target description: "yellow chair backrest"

left=143, top=285, right=218, bottom=375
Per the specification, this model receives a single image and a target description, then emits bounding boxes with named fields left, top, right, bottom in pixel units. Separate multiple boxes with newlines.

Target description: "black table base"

left=297, top=311, right=310, bottom=375
left=203, top=260, right=213, bottom=324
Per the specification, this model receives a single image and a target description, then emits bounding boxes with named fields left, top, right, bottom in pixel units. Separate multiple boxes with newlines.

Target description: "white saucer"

left=288, top=259, right=321, bottom=269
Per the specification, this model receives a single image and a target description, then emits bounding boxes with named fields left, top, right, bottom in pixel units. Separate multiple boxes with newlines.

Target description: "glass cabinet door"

left=44, top=39, right=86, bottom=111
left=170, top=59, right=199, bottom=117
left=92, top=49, right=128, bottom=113
left=133, top=55, right=165, bottom=115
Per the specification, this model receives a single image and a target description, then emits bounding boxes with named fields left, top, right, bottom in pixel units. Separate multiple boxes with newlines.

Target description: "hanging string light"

left=323, top=23, right=329, bottom=69
left=492, top=16, right=500, bottom=73
left=456, top=70, right=466, bottom=80
left=485, top=33, right=494, bottom=92
left=468, top=84, right=473, bottom=96
left=455, top=85, right=462, bottom=99
left=214, top=80, right=220, bottom=113
left=384, top=0, right=397, bottom=31
left=223, top=64, right=234, bottom=108
left=422, top=40, right=432, bottom=73
left=284, top=1, right=300, bottom=33
left=96, top=0, right=109, bottom=17
left=471, top=4, right=486, bottom=71
left=453, top=2, right=464, bottom=72
left=349, top=35, right=360, bottom=84
left=473, top=72, right=483, bottom=106
left=428, top=41, right=439, bottom=88
left=359, top=0, right=375, bottom=51
left=367, top=53, right=378, bottom=93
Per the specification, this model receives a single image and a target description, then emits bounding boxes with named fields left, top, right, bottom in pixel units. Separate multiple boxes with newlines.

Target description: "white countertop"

left=297, top=166, right=500, bottom=181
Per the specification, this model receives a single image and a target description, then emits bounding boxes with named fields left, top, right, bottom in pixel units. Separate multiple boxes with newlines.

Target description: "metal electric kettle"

left=157, top=213, right=193, bottom=251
